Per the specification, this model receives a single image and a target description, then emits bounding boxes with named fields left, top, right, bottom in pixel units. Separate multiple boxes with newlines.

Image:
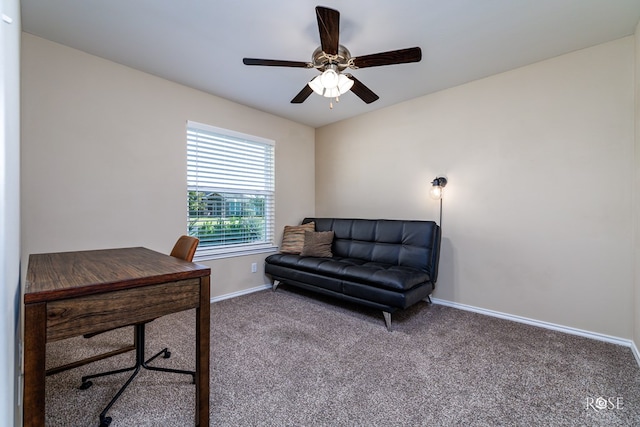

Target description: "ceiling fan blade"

left=243, top=58, right=311, bottom=68
left=348, top=75, right=379, bottom=104
left=352, top=47, right=422, bottom=68
left=291, top=84, right=314, bottom=104
left=316, top=6, right=340, bottom=55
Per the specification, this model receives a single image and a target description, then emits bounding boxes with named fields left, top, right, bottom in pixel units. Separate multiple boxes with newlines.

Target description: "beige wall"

left=20, top=33, right=315, bottom=298
left=317, top=37, right=635, bottom=339
left=2, top=0, right=20, bottom=425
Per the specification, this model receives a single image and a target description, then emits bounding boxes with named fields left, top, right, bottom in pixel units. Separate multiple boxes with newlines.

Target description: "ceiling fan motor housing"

left=312, top=45, right=352, bottom=71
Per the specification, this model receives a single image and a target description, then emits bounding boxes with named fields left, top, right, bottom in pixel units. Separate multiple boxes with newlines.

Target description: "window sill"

left=193, top=245, right=279, bottom=262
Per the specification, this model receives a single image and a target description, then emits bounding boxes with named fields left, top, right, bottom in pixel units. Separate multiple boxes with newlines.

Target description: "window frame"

left=186, top=121, right=277, bottom=261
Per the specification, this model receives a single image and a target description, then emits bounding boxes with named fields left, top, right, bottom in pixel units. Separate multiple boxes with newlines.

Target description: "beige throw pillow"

left=300, top=230, right=334, bottom=257
left=280, top=222, right=315, bottom=254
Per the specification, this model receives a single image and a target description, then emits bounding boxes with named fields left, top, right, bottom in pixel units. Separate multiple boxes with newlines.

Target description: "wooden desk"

left=23, top=247, right=211, bottom=426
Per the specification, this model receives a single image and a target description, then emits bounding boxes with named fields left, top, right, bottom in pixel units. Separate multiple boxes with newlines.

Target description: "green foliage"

left=188, top=216, right=264, bottom=246
left=188, top=191, right=267, bottom=247
left=189, top=191, right=265, bottom=217
left=188, top=191, right=208, bottom=216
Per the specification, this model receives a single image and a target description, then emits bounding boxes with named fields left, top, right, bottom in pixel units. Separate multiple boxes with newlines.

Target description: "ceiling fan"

left=243, top=6, right=422, bottom=107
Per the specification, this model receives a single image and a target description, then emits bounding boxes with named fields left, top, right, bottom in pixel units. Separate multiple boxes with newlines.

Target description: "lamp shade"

left=308, top=75, right=324, bottom=95
left=337, top=74, right=354, bottom=94
left=429, top=186, right=443, bottom=200
left=323, top=87, right=341, bottom=98
left=320, top=68, right=339, bottom=88
left=430, top=176, right=447, bottom=200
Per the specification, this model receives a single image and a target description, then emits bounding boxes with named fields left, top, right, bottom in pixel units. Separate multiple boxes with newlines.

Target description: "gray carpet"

left=45, top=287, right=640, bottom=426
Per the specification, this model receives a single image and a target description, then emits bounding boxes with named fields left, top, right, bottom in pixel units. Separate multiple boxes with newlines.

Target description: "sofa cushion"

left=300, top=230, right=334, bottom=257
left=280, top=222, right=315, bottom=254
left=265, top=253, right=430, bottom=291
left=302, top=218, right=440, bottom=281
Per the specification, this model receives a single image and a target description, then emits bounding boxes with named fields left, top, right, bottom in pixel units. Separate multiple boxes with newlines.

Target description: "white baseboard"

left=210, top=283, right=271, bottom=303
left=432, top=298, right=640, bottom=367
left=631, top=340, right=640, bottom=367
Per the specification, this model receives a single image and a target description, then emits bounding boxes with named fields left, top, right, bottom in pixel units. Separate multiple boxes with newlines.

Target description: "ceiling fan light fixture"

left=309, top=70, right=354, bottom=98
left=337, top=74, right=354, bottom=93
left=323, top=87, right=341, bottom=98
left=319, top=68, right=339, bottom=88
left=308, top=75, right=325, bottom=95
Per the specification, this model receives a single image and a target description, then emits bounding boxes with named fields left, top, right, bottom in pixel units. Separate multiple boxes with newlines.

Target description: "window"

left=187, top=121, right=275, bottom=259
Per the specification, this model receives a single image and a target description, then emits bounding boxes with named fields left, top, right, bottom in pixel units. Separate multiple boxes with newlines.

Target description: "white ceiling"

left=20, top=0, right=640, bottom=128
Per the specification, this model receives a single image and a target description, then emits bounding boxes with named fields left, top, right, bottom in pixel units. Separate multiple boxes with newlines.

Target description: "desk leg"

left=196, top=276, right=210, bottom=426
left=24, top=302, right=47, bottom=427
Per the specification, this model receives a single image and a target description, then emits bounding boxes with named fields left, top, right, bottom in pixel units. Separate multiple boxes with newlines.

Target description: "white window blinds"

left=187, top=121, right=275, bottom=258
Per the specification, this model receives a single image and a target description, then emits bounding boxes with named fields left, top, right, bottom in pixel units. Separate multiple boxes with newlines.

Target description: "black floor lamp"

left=430, top=176, right=447, bottom=227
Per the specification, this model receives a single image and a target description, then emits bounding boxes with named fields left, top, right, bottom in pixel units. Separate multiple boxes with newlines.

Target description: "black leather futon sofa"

left=265, top=218, right=441, bottom=330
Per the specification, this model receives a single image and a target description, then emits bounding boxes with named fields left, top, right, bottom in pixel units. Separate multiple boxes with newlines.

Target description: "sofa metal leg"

left=383, top=311, right=392, bottom=331
left=424, top=295, right=432, bottom=304
left=273, top=280, right=280, bottom=292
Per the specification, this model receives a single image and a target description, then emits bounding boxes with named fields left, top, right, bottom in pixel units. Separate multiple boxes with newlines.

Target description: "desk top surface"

left=25, top=247, right=210, bottom=304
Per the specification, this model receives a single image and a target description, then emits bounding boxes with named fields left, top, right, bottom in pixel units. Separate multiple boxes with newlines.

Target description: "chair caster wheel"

left=163, top=351, right=171, bottom=359
left=79, top=380, right=93, bottom=390
left=99, top=416, right=112, bottom=427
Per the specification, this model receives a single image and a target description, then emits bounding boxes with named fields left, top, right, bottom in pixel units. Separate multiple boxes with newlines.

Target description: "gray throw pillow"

left=300, top=230, right=334, bottom=257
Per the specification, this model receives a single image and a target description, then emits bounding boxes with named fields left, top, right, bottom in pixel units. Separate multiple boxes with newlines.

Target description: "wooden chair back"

left=170, top=235, right=199, bottom=262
